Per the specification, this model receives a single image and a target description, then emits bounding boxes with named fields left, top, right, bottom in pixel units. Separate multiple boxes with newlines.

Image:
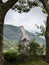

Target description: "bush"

left=4, top=40, right=45, bottom=63
left=4, top=50, right=18, bottom=62
left=4, top=51, right=31, bottom=63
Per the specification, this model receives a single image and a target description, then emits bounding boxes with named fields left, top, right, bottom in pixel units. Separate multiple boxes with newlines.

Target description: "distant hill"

left=3, top=24, right=46, bottom=50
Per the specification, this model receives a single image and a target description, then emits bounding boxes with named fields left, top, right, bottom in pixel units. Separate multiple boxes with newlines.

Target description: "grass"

left=4, top=60, right=49, bottom=65
left=18, top=61, right=49, bottom=65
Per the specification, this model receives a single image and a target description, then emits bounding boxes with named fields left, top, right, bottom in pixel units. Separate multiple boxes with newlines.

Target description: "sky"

left=4, top=6, right=47, bottom=33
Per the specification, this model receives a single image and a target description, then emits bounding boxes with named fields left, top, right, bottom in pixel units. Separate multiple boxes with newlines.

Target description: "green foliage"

left=12, top=0, right=38, bottom=13
left=3, top=37, right=46, bottom=62
left=12, top=0, right=48, bottom=14
left=28, top=1, right=38, bottom=8
left=18, top=40, right=45, bottom=61
left=4, top=41, right=46, bottom=62
left=4, top=50, right=29, bottom=62
left=4, top=50, right=18, bottom=61
left=35, top=21, right=46, bottom=36
left=29, top=40, right=46, bottom=56
left=29, top=40, right=40, bottom=55
left=42, top=8, right=47, bottom=14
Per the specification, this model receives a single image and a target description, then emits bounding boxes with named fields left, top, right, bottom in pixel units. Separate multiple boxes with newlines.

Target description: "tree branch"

left=0, top=0, right=2, bottom=2
left=4, top=0, right=18, bottom=11
left=0, top=0, right=4, bottom=4
left=39, top=0, right=49, bottom=14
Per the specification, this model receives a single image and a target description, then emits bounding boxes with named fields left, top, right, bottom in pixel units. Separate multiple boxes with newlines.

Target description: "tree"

left=35, top=21, right=46, bottom=36
left=0, top=0, right=18, bottom=65
left=29, top=40, right=40, bottom=60
left=28, top=39, right=46, bottom=59
left=38, top=0, right=49, bottom=62
left=13, top=0, right=49, bottom=62
left=0, top=0, right=49, bottom=64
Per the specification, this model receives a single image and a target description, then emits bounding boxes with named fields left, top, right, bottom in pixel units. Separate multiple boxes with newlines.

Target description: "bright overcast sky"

left=4, top=7, right=47, bottom=33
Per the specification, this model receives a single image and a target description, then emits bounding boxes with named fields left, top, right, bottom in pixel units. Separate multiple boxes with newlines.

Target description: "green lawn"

left=4, top=60, right=49, bottom=65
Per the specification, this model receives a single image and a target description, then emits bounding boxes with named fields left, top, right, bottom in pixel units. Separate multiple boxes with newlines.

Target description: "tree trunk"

left=0, top=1, right=18, bottom=65
left=0, top=3, right=7, bottom=65
left=46, top=14, right=49, bottom=63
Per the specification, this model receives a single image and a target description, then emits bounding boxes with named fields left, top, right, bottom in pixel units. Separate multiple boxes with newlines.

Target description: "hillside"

left=3, top=24, right=46, bottom=49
